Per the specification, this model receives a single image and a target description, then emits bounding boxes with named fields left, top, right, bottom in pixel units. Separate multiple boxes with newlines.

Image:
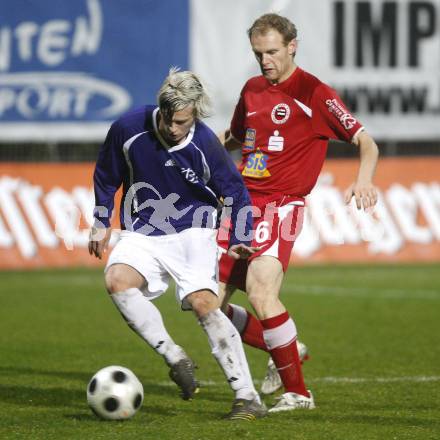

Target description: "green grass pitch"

left=1, top=264, right=439, bottom=439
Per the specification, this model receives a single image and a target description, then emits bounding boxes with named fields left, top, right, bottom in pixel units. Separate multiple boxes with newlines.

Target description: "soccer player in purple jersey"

left=88, top=68, right=267, bottom=420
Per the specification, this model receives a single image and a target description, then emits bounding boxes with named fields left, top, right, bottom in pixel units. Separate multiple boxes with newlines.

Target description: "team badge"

left=243, top=128, right=256, bottom=151
left=268, top=130, right=284, bottom=151
left=242, top=149, right=271, bottom=178
left=271, top=103, right=290, bottom=124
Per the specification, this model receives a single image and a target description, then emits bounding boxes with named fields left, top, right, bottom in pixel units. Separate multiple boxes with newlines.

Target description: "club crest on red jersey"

left=271, top=103, right=290, bottom=124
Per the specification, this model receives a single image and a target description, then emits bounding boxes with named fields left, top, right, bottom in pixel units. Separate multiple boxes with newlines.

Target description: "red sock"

left=261, top=312, right=309, bottom=397
left=227, top=304, right=268, bottom=351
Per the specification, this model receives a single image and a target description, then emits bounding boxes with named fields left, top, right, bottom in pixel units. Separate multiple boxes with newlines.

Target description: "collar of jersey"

left=152, top=107, right=196, bottom=152
left=264, top=65, right=301, bottom=90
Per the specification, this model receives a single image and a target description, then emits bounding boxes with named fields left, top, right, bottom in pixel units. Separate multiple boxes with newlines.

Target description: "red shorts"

left=218, top=194, right=305, bottom=291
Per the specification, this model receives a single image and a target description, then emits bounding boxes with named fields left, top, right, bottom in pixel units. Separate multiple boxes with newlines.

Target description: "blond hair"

left=248, top=13, right=297, bottom=45
left=157, top=67, right=212, bottom=120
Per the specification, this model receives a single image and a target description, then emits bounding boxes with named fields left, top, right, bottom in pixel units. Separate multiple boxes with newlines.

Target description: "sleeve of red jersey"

left=230, top=92, right=247, bottom=143
left=310, top=84, right=364, bottom=142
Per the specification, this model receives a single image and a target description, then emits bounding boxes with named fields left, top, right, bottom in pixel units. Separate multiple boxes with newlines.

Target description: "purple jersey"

left=93, top=105, right=252, bottom=247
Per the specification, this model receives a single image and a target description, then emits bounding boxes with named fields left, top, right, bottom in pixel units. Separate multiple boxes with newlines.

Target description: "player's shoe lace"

left=260, top=340, right=309, bottom=395
left=269, top=390, right=315, bottom=412
left=224, top=397, right=268, bottom=421
left=168, top=357, right=199, bottom=400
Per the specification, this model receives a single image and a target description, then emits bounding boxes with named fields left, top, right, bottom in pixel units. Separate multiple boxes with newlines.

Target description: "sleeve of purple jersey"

left=93, top=121, right=127, bottom=228
left=205, top=135, right=253, bottom=247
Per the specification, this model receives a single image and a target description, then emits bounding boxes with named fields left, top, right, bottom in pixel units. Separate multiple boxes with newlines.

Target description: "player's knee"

left=105, top=266, right=130, bottom=294
left=247, top=280, right=270, bottom=303
left=188, top=290, right=218, bottom=317
left=248, top=290, right=279, bottom=317
left=247, top=291, right=266, bottom=310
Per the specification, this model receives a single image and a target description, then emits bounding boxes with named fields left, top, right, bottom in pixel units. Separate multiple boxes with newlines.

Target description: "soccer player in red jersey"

left=217, top=13, right=379, bottom=412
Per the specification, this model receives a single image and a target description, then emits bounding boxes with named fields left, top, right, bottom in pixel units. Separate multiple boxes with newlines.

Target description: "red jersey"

left=230, top=67, right=364, bottom=197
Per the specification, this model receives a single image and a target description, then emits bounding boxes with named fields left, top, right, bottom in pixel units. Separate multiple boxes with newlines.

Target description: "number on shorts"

left=255, top=221, right=270, bottom=243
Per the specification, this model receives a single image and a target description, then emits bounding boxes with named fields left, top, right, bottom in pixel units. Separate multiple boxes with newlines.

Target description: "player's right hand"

left=88, top=227, right=112, bottom=259
left=228, top=243, right=261, bottom=260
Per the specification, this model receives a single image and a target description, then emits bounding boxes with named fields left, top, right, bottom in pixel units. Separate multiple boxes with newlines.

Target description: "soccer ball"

left=87, top=365, right=144, bottom=420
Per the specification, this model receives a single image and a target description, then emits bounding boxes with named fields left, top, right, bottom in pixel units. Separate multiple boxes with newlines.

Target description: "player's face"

left=159, top=106, right=195, bottom=145
left=251, top=29, right=297, bottom=84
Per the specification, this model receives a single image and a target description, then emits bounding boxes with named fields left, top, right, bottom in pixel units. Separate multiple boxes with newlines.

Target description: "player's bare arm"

left=345, top=130, right=379, bottom=210
left=88, top=226, right=112, bottom=259
left=218, top=129, right=242, bottom=151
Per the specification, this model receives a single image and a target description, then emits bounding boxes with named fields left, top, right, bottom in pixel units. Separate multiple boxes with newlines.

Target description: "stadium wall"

left=0, top=157, right=439, bottom=269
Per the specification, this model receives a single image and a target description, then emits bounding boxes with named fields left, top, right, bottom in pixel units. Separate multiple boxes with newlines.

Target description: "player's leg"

left=261, top=340, right=309, bottom=395
left=105, top=264, right=189, bottom=364
left=220, top=281, right=309, bottom=364
left=186, top=289, right=266, bottom=419
left=104, top=234, right=199, bottom=400
left=175, top=228, right=266, bottom=419
left=219, top=199, right=310, bottom=360
left=246, top=256, right=314, bottom=411
left=218, top=279, right=309, bottom=395
left=218, top=248, right=269, bottom=351
left=219, top=281, right=264, bottom=349
left=218, top=281, right=273, bottom=397
left=238, top=199, right=313, bottom=405
left=218, top=196, right=286, bottom=350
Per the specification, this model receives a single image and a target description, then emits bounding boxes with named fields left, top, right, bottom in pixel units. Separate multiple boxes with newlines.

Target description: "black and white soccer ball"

left=87, top=365, right=144, bottom=420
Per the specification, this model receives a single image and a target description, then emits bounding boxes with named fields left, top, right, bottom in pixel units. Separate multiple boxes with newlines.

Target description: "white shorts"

left=105, top=228, right=219, bottom=310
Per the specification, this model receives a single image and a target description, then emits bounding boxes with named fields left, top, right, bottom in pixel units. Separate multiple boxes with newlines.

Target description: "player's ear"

left=287, top=39, right=297, bottom=57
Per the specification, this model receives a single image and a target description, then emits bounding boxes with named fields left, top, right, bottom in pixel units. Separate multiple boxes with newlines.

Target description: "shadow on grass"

left=0, top=383, right=85, bottom=408
left=272, top=410, right=439, bottom=430
left=0, top=366, right=228, bottom=408
left=141, top=381, right=228, bottom=403
left=340, top=414, right=439, bottom=429
left=64, top=397, right=225, bottom=421
left=64, top=405, right=224, bottom=422
left=0, top=367, right=205, bottom=407
left=64, top=413, right=100, bottom=421
left=0, top=381, right=223, bottom=419
left=0, top=382, right=186, bottom=407
left=0, top=365, right=92, bottom=382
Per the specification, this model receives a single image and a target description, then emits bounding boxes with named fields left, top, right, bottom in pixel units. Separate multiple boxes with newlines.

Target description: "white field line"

left=16, top=275, right=439, bottom=298
left=157, top=376, right=440, bottom=387
left=282, top=283, right=440, bottom=300
left=308, top=376, right=440, bottom=383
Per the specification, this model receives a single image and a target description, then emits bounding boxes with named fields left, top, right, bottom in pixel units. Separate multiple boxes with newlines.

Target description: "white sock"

left=199, top=309, right=259, bottom=402
left=111, top=288, right=185, bottom=365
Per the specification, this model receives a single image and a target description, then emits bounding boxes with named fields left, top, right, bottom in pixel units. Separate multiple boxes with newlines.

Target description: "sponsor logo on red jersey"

left=242, top=149, right=271, bottom=178
left=325, top=98, right=357, bottom=130
left=243, top=128, right=256, bottom=151
left=267, top=130, right=284, bottom=151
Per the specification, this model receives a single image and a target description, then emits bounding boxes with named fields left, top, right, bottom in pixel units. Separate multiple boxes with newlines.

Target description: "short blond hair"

left=248, top=13, right=297, bottom=45
left=157, top=67, right=212, bottom=120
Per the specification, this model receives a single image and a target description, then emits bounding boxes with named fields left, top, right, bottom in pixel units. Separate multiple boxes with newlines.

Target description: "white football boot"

left=260, top=340, right=309, bottom=395
left=269, top=390, right=315, bottom=413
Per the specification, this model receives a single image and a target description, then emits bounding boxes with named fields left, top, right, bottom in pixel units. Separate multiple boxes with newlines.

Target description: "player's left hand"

left=88, top=227, right=112, bottom=259
left=344, top=181, right=378, bottom=211
left=228, top=243, right=261, bottom=260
